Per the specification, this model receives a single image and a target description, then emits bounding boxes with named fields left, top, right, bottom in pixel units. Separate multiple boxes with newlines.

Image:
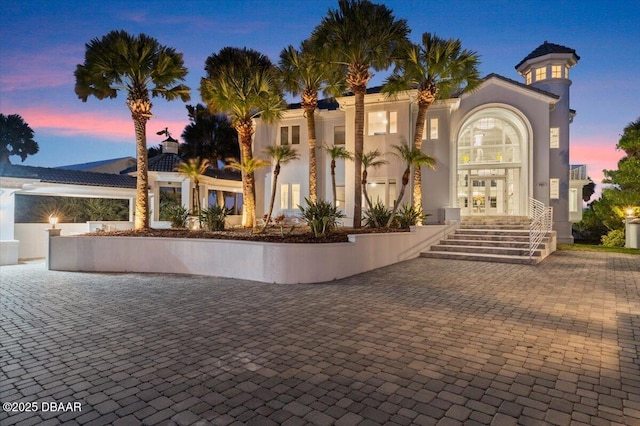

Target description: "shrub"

left=201, top=205, right=230, bottom=231
left=363, top=200, right=393, bottom=228
left=393, top=204, right=424, bottom=229
left=299, top=198, right=345, bottom=238
left=165, top=204, right=189, bottom=228
left=601, top=229, right=625, bottom=247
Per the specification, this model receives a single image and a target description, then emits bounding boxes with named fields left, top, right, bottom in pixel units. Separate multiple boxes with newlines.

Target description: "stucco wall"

left=49, top=224, right=455, bottom=284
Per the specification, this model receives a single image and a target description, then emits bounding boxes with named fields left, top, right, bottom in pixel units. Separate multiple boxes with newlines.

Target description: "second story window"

left=535, top=67, right=546, bottom=81
left=280, top=125, right=300, bottom=145
left=334, top=126, right=345, bottom=145
left=367, top=111, right=397, bottom=136
left=552, top=65, right=563, bottom=78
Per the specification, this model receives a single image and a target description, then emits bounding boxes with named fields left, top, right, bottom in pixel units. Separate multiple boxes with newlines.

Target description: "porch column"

left=0, top=189, right=19, bottom=265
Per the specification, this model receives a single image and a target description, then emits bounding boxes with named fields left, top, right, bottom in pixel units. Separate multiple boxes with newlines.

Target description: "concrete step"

left=433, top=244, right=542, bottom=257
left=439, top=239, right=532, bottom=249
left=459, top=223, right=530, bottom=230
left=447, top=234, right=532, bottom=242
left=420, top=250, right=539, bottom=265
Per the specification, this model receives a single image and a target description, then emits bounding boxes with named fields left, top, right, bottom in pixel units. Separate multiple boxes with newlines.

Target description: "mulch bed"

left=83, top=226, right=409, bottom=244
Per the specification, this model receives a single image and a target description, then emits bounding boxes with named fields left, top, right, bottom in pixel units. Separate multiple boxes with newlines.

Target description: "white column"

left=0, top=189, right=20, bottom=265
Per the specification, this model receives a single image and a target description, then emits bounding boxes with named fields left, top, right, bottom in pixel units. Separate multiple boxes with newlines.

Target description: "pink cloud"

left=570, top=139, right=624, bottom=185
left=17, top=107, right=188, bottom=144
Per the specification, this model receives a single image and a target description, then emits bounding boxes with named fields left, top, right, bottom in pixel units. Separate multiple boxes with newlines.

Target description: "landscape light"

left=48, top=214, right=58, bottom=229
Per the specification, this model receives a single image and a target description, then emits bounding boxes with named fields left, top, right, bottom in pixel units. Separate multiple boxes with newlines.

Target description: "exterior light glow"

left=48, top=214, right=58, bottom=229
left=626, top=207, right=635, bottom=217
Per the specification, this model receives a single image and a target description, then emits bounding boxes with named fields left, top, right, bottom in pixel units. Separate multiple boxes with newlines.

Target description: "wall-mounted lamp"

left=48, top=214, right=58, bottom=229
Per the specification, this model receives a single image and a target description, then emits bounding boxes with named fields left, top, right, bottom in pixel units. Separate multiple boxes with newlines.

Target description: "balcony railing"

left=570, top=164, right=587, bottom=181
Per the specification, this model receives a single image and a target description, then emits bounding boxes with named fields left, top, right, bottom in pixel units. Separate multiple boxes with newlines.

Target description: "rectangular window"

left=430, top=118, right=439, bottom=140
left=389, top=111, right=397, bottom=134
left=291, top=184, right=301, bottom=209
left=565, top=65, right=570, bottom=79
left=550, top=127, right=560, bottom=149
left=336, top=186, right=345, bottom=207
left=569, top=188, right=578, bottom=212
left=291, top=125, right=300, bottom=145
left=334, top=126, right=345, bottom=145
left=280, top=127, right=289, bottom=145
left=550, top=178, right=560, bottom=199
left=280, top=184, right=289, bottom=209
left=367, top=111, right=397, bottom=135
left=525, top=71, right=532, bottom=85
left=535, top=67, right=546, bottom=81
left=552, top=65, right=562, bottom=78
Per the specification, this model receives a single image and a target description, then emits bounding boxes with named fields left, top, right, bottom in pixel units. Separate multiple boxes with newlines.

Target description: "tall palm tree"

left=279, top=40, right=345, bottom=203
left=176, top=157, right=211, bottom=219
left=383, top=33, right=480, bottom=223
left=225, top=157, right=270, bottom=227
left=323, top=144, right=353, bottom=206
left=311, top=0, right=410, bottom=228
left=358, top=149, right=388, bottom=228
left=180, top=104, right=240, bottom=167
left=200, top=47, right=285, bottom=228
left=261, top=145, right=300, bottom=232
left=75, top=30, right=190, bottom=230
left=0, top=113, right=39, bottom=164
left=387, top=143, right=436, bottom=227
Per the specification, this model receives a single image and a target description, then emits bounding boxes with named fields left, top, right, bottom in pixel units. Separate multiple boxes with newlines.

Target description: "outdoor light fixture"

left=48, top=214, right=58, bottom=229
left=626, top=207, right=635, bottom=217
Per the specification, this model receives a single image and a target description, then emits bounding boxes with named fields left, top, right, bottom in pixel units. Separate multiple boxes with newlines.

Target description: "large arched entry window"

left=456, top=107, right=529, bottom=216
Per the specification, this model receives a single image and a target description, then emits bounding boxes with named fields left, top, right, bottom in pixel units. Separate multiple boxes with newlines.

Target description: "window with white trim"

left=551, top=65, right=563, bottom=78
left=280, top=184, right=289, bottom=209
left=291, top=184, right=301, bottom=209
left=569, top=188, right=578, bottom=212
left=535, top=67, right=546, bottom=81
left=550, top=128, right=560, bottom=149
left=430, top=118, right=439, bottom=140
left=280, top=125, right=300, bottom=145
left=525, top=71, right=532, bottom=84
left=367, top=111, right=397, bottom=136
left=334, top=126, right=345, bottom=145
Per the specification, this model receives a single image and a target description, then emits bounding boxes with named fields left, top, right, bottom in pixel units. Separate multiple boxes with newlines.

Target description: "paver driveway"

left=1, top=251, right=639, bottom=426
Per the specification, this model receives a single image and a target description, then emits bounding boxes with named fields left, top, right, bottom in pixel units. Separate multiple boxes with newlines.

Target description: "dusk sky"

left=1, top=0, right=638, bottom=190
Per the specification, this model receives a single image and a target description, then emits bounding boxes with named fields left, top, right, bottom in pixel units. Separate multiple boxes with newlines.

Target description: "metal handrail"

left=528, top=197, right=553, bottom=258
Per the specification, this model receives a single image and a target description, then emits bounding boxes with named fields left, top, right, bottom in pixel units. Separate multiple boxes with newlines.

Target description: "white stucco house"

left=253, top=41, right=586, bottom=244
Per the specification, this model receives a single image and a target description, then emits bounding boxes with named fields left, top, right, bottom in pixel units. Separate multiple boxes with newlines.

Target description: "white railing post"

left=528, top=198, right=553, bottom=258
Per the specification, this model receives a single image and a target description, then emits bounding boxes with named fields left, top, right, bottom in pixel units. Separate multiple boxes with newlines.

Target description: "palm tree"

left=176, top=157, right=211, bottom=220
left=224, top=157, right=270, bottom=228
left=323, top=144, right=353, bottom=206
left=383, top=33, right=480, bottom=223
left=0, top=113, right=39, bottom=164
left=180, top=104, right=240, bottom=167
left=200, top=47, right=285, bottom=228
left=311, top=0, right=410, bottom=228
left=261, top=145, right=300, bottom=232
left=75, top=30, right=190, bottom=230
left=358, top=149, right=388, bottom=228
left=387, top=143, right=436, bottom=227
left=279, top=40, right=345, bottom=203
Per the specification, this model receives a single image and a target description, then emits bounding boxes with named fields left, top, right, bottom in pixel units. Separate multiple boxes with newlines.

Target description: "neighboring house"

left=253, top=41, right=585, bottom=243
left=0, top=136, right=242, bottom=265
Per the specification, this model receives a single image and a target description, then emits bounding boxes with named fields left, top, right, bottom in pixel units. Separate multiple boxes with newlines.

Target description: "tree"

left=323, top=144, right=353, bottom=206
left=358, top=149, right=388, bottom=228
left=0, top=113, right=39, bottom=164
left=262, top=145, right=300, bottom=232
left=225, top=157, right=270, bottom=227
left=387, top=143, right=436, bottom=227
left=180, top=104, right=239, bottom=166
left=200, top=47, right=285, bottom=228
left=311, top=0, right=410, bottom=228
left=176, top=157, right=211, bottom=220
left=75, top=30, right=190, bottom=230
left=383, top=33, right=480, bottom=223
left=279, top=40, right=345, bottom=203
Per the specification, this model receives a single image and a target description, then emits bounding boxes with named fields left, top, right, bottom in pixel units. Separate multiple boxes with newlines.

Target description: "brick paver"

left=1, top=250, right=638, bottom=425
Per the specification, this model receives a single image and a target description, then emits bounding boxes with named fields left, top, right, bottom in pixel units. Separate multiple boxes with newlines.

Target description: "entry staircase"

left=420, top=213, right=556, bottom=265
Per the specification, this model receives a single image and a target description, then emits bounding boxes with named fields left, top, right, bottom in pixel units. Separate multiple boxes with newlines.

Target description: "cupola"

left=515, top=41, right=580, bottom=86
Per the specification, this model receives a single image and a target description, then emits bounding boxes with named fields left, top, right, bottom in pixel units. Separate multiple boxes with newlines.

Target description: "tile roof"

left=0, top=163, right=137, bottom=188
left=57, top=157, right=134, bottom=171
left=203, top=168, right=241, bottom=181
left=120, top=153, right=184, bottom=174
left=515, top=41, right=580, bottom=69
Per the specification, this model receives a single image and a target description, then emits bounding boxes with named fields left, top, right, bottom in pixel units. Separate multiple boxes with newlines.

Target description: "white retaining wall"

left=49, top=224, right=456, bottom=284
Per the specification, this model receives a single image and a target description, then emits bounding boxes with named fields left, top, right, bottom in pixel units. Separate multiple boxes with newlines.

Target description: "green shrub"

left=165, top=204, right=189, bottom=228
left=299, top=198, right=346, bottom=238
left=393, top=204, right=424, bottom=229
left=201, top=205, right=230, bottom=231
left=363, top=200, right=393, bottom=228
left=601, top=229, right=625, bottom=247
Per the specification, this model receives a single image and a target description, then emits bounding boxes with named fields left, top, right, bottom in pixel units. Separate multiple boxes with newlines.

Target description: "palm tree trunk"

left=306, top=108, right=318, bottom=203
left=387, top=167, right=410, bottom=227
left=330, top=159, right=337, bottom=206
left=239, top=139, right=255, bottom=228
left=361, top=169, right=379, bottom=228
left=261, top=164, right=280, bottom=232
left=133, top=118, right=150, bottom=230
left=353, top=88, right=366, bottom=228
left=413, top=104, right=428, bottom=225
